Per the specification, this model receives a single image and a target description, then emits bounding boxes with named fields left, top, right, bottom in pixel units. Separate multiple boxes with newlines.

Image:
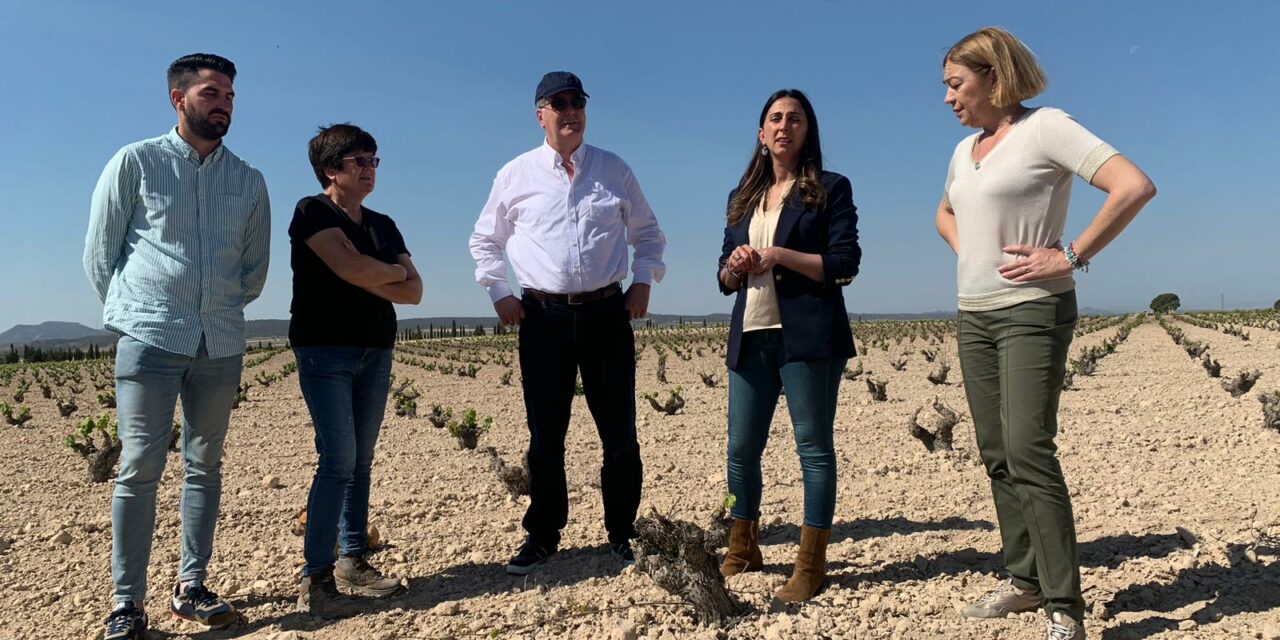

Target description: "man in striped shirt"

left=84, top=53, right=270, bottom=640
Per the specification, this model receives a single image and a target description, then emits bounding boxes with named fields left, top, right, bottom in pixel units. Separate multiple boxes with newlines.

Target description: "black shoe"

left=104, top=602, right=147, bottom=640
left=610, top=541, right=635, bottom=565
left=506, top=538, right=557, bottom=575
left=171, top=582, right=237, bottom=628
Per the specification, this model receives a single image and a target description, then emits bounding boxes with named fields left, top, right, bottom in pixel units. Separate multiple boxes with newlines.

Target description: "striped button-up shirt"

left=469, top=141, right=666, bottom=303
left=84, top=128, right=271, bottom=358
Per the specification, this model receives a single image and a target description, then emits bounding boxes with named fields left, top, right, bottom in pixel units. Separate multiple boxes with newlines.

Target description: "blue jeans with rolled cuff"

left=294, top=347, right=393, bottom=577
left=726, top=329, right=844, bottom=529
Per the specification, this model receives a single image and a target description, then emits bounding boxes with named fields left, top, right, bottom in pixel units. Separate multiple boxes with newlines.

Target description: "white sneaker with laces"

left=1046, top=611, right=1085, bottom=640
left=961, top=579, right=1044, bottom=618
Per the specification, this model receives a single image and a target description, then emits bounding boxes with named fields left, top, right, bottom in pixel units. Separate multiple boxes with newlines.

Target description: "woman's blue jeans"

left=726, top=329, right=844, bottom=529
left=294, top=347, right=393, bottom=576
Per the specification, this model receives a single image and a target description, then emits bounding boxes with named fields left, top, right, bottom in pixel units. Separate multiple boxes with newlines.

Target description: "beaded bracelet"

left=1064, top=241, right=1089, bottom=272
left=718, top=257, right=745, bottom=280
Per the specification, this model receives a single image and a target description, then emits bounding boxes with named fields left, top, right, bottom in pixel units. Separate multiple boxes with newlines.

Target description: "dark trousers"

left=518, top=292, right=641, bottom=547
left=958, top=290, right=1082, bottom=621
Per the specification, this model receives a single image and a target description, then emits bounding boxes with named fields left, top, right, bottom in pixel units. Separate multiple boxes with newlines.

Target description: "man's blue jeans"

left=726, top=329, right=844, bottom=529
left=112, top=334, right=242, bottom=604
left=294, top=347, right=393, bottom=576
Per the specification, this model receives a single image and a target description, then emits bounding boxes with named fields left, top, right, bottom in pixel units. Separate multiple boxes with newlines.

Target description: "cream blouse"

left=743, top=181, right=794, bottom=332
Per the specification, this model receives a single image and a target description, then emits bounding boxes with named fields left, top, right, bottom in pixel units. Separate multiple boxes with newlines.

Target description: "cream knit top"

left=943, top=107, right=1118, bottom=312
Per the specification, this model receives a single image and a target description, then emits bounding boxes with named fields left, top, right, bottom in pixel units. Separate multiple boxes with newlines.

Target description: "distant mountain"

left=245, top=319, right=291, bottom=339
left=1080, top=306, right=1126, bottom=316
left=8, top=306, right=1136, bottom=348
left=0, top=321, right=112, bottom=346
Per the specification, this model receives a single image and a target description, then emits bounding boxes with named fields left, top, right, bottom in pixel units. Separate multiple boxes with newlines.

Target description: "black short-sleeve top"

left=288, top=194, right=410, bottom=348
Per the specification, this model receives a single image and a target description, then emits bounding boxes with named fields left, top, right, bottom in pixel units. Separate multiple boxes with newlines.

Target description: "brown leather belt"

left=522, top=282, right=622, bottom=305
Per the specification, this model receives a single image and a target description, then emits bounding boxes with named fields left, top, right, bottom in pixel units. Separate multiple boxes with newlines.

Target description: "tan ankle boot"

left=775, top=525, right=830, bottom=602
left=719, top=518, right=764, bottom=578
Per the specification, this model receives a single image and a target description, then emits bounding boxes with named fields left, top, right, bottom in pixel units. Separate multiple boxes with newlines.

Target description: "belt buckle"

left=566, top=291, right=585, bottom=305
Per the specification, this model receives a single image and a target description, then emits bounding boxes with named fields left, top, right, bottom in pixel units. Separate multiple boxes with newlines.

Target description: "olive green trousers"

left=957, top=290, right=1083, bottom=621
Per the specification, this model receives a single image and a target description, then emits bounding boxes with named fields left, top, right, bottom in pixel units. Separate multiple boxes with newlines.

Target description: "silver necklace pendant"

left=974, top=161, right=982, bottom=170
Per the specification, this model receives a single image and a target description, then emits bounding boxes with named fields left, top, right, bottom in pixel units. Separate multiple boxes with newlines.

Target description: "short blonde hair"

left=946, top=27, right=1047, bottom=108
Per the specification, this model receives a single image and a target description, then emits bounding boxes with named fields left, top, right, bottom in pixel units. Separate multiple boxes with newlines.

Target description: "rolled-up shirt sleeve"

left=240, top=174, right=271, bottom=305
left=469, top=172, right=516, bottom=303
left=84, top=147, right=139, bottom=303
left=622, top=166, right=666, bottom=285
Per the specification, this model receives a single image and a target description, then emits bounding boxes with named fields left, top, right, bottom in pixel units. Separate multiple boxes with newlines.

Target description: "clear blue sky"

left=2, top=1, right=1277, bottom=332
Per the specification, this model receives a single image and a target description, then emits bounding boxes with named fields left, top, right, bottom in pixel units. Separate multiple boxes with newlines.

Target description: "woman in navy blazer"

left=715, top=89, right=860, bottom=602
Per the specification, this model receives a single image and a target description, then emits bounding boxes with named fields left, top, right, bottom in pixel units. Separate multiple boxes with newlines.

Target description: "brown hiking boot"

left=720, top=518, right=764, bottom=578
left=961, top=579, right=1044, bottom=618
left=775, top=524, right=830, bottom=602
left=335, top=554, right=406, bottom=597
left=298, top=568, right=362, bottom=618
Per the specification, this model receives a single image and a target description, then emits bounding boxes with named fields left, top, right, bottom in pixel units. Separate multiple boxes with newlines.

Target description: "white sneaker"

left=1046, top=611, right=1084, bottom=640
left=961, top=579, right=1043, bottom=618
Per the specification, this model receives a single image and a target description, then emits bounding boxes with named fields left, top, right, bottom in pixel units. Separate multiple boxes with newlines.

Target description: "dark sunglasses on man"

left=342, top=156, right=381, bottom=168
left=542, top=95, right=587, bottom=112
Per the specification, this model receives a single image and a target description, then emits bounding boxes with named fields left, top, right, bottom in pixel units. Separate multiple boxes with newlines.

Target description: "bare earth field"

left=2, top=315, right=1279, bottom=640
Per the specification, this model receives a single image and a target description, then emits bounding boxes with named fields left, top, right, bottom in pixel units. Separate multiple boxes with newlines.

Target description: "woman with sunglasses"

left=288, top=123, right=421, bottom=616
left=716, top=89, right=860, bottom=602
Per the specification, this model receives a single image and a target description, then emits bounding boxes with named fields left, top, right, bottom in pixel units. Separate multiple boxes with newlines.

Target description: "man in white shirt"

left=469, top=71, right=666, bottom=575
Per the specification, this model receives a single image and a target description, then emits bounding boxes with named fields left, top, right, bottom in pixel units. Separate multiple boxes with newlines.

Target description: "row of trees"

left=1149, top=293, right=1280, bottom=314
left=3, top=343, right=113, bottom=364
left=396, top=322, right=510, bottom=342
left=394, top=317, right=715, bottom=342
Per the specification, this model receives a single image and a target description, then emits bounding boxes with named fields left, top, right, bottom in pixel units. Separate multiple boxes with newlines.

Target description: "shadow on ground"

left=244, top=543, right=625, bottom=633
left=828, top=531, right=1194, bottom=589
left=1100, top=549, right=1280, bottom=640
left=760, top=515, right=995, bottom=546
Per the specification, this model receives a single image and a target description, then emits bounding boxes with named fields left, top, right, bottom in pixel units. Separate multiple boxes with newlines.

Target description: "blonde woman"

left=937, top=27, right=1155, bottom=640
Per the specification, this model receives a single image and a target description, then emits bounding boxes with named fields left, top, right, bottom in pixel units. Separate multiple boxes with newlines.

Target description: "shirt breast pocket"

left=140, top=191, right=173, bottom=213
left=584, top=182, right=624, bottom=223
left=210, top=193, right=249, bottom=252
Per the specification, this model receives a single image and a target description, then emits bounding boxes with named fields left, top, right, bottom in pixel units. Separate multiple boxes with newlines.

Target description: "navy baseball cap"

left=535, top=71, right=589, bottom=104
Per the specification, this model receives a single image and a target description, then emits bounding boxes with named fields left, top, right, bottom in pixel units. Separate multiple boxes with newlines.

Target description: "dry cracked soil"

left=2, top=315, right=1279, bottom=639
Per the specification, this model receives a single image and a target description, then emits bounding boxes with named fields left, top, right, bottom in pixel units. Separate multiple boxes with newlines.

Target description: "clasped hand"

left=727, top=245, right=786, bottom=276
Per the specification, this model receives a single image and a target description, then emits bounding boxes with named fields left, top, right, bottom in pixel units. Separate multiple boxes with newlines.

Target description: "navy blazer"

left=718, top=171, right=860, bottom=370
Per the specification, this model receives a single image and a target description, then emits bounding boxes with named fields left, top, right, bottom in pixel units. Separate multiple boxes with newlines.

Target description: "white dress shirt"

left=469, top=141, right=666, bottom=303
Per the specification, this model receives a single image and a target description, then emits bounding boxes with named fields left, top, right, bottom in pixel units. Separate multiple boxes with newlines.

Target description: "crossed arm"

left=363, top=254, right=422, bottom=304
left=304, top=228, right=422, bottom=304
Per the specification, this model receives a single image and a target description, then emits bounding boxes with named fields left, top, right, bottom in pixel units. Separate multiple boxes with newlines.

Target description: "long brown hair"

left=726, top=89, right=826, bottom=225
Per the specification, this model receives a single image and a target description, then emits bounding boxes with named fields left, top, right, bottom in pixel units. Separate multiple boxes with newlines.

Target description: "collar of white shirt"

left=540, top=139, right=587, bottom=171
